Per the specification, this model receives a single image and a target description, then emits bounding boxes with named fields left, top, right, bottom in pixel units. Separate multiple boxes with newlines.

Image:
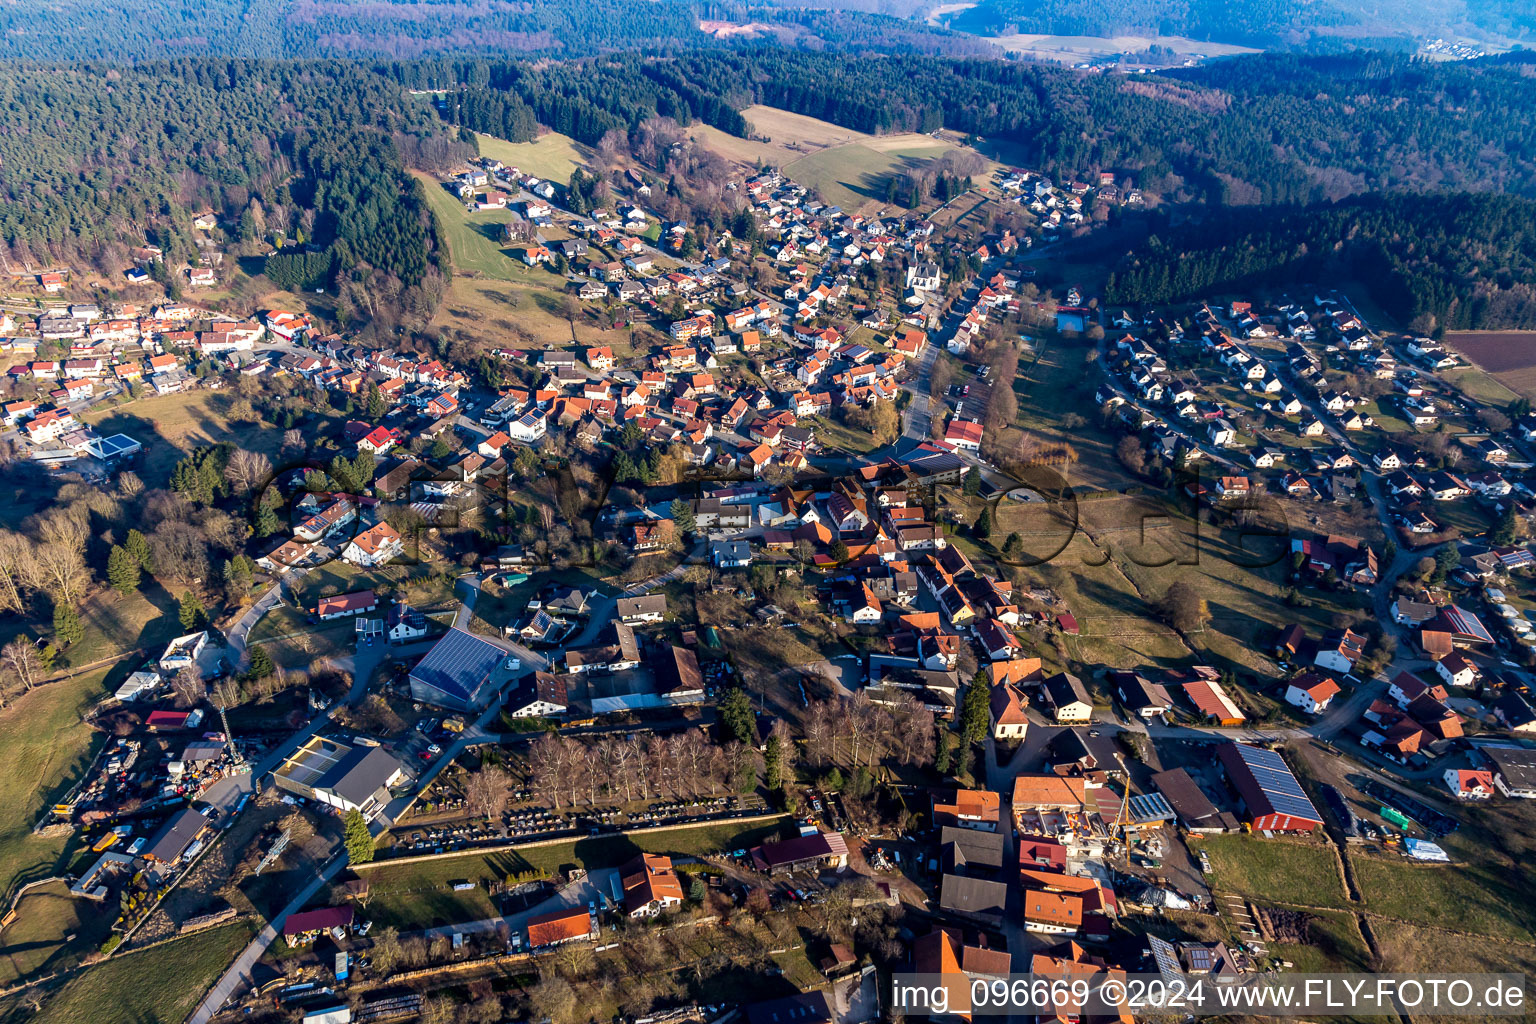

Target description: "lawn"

left=289, top=561, right=459, bottom=614
left=0, top=583, right=181, bottom=673
left=32, top=921, right=252, bottom=1024
left=804, top=415, right=891, bottom=456
left=82, top=390, right=287, bottom=491
left=352, top=817, right=789, bottom=929
left=474, top=131, right=591, bottom=183
left=1349, top=853, right=1536, bottom=941
left=1198, top=834, right=1349, bottom=909
left=1442, top=366, right=1524, bottom=406
left=0, top=669, right=112, bottom=906
left=0, top=880, right=114, bottom=986
left=414, top=170, right=540, bottom=282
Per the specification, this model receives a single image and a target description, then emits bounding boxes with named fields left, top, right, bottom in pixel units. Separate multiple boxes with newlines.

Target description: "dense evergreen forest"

left=1104, top=192, right=1536, bottom=331
left=394, top=50, right=1536, bottom=204
left=0, top=0, right=981, bottom=61
left=8, top=48, right=1536, bottom=333
left=944, top=0, right=1532, bottom=48
left=0, top=60, right=461, bottom=330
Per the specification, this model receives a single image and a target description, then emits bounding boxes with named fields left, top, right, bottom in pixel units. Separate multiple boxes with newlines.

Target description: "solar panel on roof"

left=1184, top=947, right=1215, bottom=971
left=1128, top=792, right=1176, bottom=824
left=1234, top=744, right=1320, bottom=820
left=1148, top=936, right=1183, bottom=981
left=410, top=628, right=504, bottom=702
left=1444, top=605, right=1494, bottom=644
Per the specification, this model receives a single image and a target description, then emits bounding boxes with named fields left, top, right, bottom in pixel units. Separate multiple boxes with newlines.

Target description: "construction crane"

left=1111, top=753, right=1136, bottom=867
left=211, top=677, right=246, bottom=770
left=254, top=829, right=291, bottom=876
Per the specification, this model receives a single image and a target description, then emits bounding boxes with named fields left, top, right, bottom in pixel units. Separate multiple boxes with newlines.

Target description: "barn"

left=1216, top=742, right=1322, bottom=833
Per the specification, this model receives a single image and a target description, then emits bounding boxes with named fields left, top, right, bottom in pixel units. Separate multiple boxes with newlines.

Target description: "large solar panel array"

left=409, top=627, right=504, bottom=702
left=1443, top=605, right=1495, bottom=644
left=85, top=433, right=142, bottom=459
left=1232, top=743, right=1320, bottom=821
left=1128, top=791, right=1176, bottom=824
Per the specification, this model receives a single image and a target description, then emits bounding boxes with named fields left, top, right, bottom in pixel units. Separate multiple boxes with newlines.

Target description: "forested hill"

left=942, top=0, right=1533, bottom=50
left=0, top=0, right=982, bottom=61
left=0, top=61, right=463, bottom=332
left=404, top=50, right=1536, bottom=204
left=1104, top=192, right=1536, bottom=331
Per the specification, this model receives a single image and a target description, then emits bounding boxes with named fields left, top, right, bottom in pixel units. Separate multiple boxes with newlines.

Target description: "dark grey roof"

left=1044, top=672, right=1091, bottom=707
left=939, top=873, right=1008, bottom=920
left=145, top=807, right=208, bottom=862
left=940, top=826, right=1005, bottom=875
left=616, top=594, right=667, bottom=619
left=318, top=745, right=402, bottom=808
left=1150, top=768, right=1226, bottom=828
left=409, top=627, right=506, bottom=707
left=1480, top=744, right=1536, bottom=788
left=1048, top=727, right=1119, bottom=770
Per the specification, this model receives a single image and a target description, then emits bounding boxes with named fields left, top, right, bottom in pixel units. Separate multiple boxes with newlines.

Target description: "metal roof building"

left=408, top=627, right=512, bottom=710
left=1216, top=742, right=1322, bottom=832
left=274, top=736, right=406, bottom=820
left=143, top=807, right=209, bottom=863
left=1127, top=791, right=1177, bottom=826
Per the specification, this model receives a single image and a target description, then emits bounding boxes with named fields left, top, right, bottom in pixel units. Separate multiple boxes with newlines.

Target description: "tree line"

left=1105, top=190, right=1536, bottom=330
left=0, top=60, right=459, bottom=331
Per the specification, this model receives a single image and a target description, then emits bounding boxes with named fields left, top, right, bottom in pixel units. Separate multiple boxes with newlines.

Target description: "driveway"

left=186, top=853, right=348, bottom=1024
left=500, top=868, right=617, bottom=939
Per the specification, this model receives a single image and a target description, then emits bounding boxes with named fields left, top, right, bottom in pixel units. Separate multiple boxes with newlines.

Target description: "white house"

left=1443, top=769, right=1496, bottom=800
left=507, top=411, right=547, bottom=443
left=711, top=540, right=752, bottom=569
left=1435, top=653, right=1479, bottom=688
left=342, top=522, right=403, bottom=568
left=387, top=604, right=428, bottom=643
left=1284, top=673, right=1341, bottom=714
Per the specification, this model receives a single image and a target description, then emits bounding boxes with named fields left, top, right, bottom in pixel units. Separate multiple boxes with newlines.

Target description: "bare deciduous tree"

left=0, top=640, right=42, bottom=701
left=31, top=506, right=91, bottom=602
left=0, top=530, right=37, bottom=614
left=464, top=764, right=511, bottom=823
left=224, top=448, right=273, bottom=494
left=172, top=665, right=205, bottom=708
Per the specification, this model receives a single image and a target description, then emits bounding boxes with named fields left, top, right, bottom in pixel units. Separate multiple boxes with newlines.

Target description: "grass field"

left=32, top=921, right=252, bottom=1024
left=782, top=137, right=989, bottom=213
left=687, top=106, right=870, bottom=168
left=353, top=818, right=789, bottom=929
left=1441, top=331, right=1536, bottom=401
left=474, top=131, right=591, bottom=183
left=1350, top=853, right=1536, bottom=941
left=687, top=105, right=1001, bottom=213
left=82, top=390, right=287, bottom=490
left=433, top=276, right=635, bottom=353
left=1262, top=907, right=1373, bottom=973
left=0, top=669, right=111, bottom=906
left=1444, top=365, right=1529, bottom=404
left=413, top=171, right=546, bottom=282
left=0, top=582, right=181, bottom=674
left=0, top=880, right=114, bottom=986
left=1199, top=835, right=1350, bottom=908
